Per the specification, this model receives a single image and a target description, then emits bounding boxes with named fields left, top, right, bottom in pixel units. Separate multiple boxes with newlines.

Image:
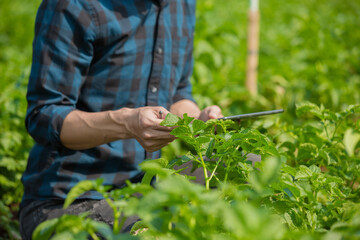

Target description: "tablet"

left=219, top=109, right=284, bottom=121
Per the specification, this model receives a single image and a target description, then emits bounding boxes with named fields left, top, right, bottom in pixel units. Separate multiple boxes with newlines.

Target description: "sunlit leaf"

left=343, top=128, right=360, bottom=157
left=160, top=113, right=180, bottom=127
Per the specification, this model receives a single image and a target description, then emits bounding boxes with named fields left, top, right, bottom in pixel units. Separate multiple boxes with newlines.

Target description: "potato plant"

left=33, top=103, right=360, bottom=240
left=1, top=0, right=360, bottom=239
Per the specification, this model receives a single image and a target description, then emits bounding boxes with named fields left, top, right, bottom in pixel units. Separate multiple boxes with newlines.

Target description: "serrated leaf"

left=330, top=184, right=346, bottom=198
left=282, top=181, right=301, bottom=198
left=196, top=136, right=211, bottom=145
left=297, top=143, right=318, bottom=161
left=281, top=165, right=297, bottom=177
left=295, top=165, right=313, bottom=179
left=343, top=128, right=360, bottom=157
left=320, top=150, right=338, bottom=165
left=325, top=176, right=343, bottom=184
left=296, top=102, right=323, bottom=120
left=309, top=165, right=321, bottom=174
left=192, top=120, right=207, bottom=134
left=170, top=126, right=191, bottom=137
left=284, top=212, right=298, bottom=231
left=130, top=221, right=148, bottom=235
left=178, top=113, right=194, bottom=126
left=160, top=113, right=181, bottom=127
left=306, top=210, right=317, bottom=229
left=192, top=119, right=207, bottom=134
left=205, top=119, right=217, bottom=127
left=205, top=139, right=215, bottom=159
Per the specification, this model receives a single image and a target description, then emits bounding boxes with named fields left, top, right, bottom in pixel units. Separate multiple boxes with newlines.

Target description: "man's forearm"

left=60, top=108, right=133, bottom=150
left=60, top=106, right=174, bottom=151
left=170, top=99, right=201, bottom=118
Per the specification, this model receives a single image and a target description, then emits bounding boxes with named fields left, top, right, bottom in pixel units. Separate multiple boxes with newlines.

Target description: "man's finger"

left=156, top=107, right=171, bottom=120
left=208, top=106, right=223, bottom=119
left=142, top=127, right=175, bottom=139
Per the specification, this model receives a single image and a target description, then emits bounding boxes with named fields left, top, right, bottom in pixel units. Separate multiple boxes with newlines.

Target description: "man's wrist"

left=108, top=107, right=136, bottom=139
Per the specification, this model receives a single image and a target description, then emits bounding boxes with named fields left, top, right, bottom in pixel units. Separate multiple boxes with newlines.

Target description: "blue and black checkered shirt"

left=21, top=0, right=196, bottom=206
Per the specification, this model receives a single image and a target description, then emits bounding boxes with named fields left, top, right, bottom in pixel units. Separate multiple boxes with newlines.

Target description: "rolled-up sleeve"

left=25, top=0, right=95, bottom=147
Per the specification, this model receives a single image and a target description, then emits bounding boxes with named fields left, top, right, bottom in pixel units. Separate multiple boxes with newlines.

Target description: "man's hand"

left=122, top=107, right=175, bottom=152
left=198, top=105, right=224, bottom=121
left=170, top=99, right=223, bottom=122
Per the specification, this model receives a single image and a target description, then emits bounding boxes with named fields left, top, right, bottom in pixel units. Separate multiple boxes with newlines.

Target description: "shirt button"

left=157, top=47, right=163, bottom=54
left=151, top=87, right=158, bottom=93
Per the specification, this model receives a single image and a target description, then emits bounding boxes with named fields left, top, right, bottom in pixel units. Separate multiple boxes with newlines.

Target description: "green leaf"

left=160, top=113, right=181, bottom=127
left=196, top=136, right=211, bottom=145
left=51, top=232, right=88, bottom=240
left=179, top=113, right=194, bottom=126
left=192, top=119, right=207, bottom=134
left=343, top=128, right=360, bottom=157
left=205, top=139, right=215, bottom=159
left=32, top=218, right=59, bottom=240
left=297, top=143, right=318, bottom=161
left=140, top=158, right=170, bottom=185
left=130, top=221, right=149, bottom=235
left=320, top=150, right=339, bottom=165
left=89, top=220, right=114, bottom=238
left=309, top=165, right=321, bottom=174
left=330, top=183, right=347, bottom=198
left=281, top=165, right=297, bottom=177
left=139, top=161, right=173, bottom=179
left=64, top=180, right=100, bottom=208
left=325, top=176, right=343, bottom=184
left=170, top=126, right=191, bottom=137
left=283, top=212, right=298, bottom=231
left=296, top=102, right=323, bottom=120
left=261, top=156, right=281, bottom=183
left=295, top=165, right=313, bottom=179
left=282, top=181, right=301, bottom=198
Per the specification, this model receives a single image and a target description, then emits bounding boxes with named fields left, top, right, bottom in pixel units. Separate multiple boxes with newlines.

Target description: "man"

left=19, top=0, right=223, bottom=238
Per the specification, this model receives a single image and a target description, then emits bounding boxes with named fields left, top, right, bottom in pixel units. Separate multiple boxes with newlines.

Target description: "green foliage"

left=192, top=0, right=360, bottom=117
left=32, top=213, right=119, bottom=240
left=1, top=0, right=360, bottom=239
left=0, top=0, right=41, bottom=238
left=34, top=105, right=360, bottom=239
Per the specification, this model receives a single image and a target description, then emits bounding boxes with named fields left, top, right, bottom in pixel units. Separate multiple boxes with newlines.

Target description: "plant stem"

left=208, top=158, right=222, bottom=183
left=113, top=210, right=121, bottom=234
left=89, top=231, right=100, bottom=240
left=224, top=163, right=230, bottom=184
left=323, top=120, right=331, bottom=141
left=198, top=151, right=209, bottom=190
left=118, top=214, right=127, bottom=232
left=105, top=198, right=121, bottom=234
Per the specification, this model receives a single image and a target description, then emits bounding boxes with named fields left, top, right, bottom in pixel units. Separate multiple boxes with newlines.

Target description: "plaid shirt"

left=21, top=0, right=196, bottom=205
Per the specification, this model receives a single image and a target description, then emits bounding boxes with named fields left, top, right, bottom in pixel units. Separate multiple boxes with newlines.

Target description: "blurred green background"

left=0, top=0, right=359, bottom=238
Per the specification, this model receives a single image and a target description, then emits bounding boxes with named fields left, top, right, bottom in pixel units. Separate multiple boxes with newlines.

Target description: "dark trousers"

left=19, top=198, right=139, bottom=240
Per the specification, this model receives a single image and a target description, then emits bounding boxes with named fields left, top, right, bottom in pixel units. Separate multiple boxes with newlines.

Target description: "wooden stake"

left=246, top=0, right=260, bottom=95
